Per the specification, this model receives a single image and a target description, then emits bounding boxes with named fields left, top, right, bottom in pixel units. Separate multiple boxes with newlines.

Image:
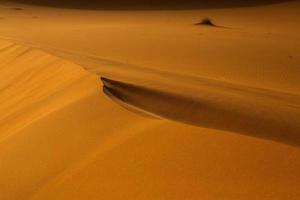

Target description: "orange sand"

left=0, top=1, right=299, bottom=199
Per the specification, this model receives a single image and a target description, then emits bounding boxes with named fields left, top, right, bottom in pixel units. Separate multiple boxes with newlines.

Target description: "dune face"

left=0, top=0, right=300, bottom=200
left=9, top=0, right=295, bottom=9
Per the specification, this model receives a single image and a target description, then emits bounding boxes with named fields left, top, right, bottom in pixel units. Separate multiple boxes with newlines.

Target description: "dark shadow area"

left=101, top=77, right=300, bottom=147
left=10, top=0, right=295, bottom=10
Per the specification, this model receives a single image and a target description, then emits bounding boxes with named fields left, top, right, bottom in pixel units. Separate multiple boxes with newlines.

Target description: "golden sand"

left=0, top=1, right=299, bottom=199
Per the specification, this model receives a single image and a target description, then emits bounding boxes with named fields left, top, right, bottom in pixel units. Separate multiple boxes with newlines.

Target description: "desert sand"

left=0, top=0, right=300, bottom=199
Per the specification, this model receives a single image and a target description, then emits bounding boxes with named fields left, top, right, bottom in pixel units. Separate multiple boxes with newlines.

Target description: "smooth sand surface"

left=0, top=0, right=300, bottom=199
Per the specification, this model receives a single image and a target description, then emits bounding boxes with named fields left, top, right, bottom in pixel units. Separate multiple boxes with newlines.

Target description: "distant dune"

left=9, top=0, right=294, bottom=9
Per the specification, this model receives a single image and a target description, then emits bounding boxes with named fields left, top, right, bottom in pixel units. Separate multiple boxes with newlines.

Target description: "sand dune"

left=0, top=0, right=300, bottom=199
left=0, top=38, right=299, bottom=200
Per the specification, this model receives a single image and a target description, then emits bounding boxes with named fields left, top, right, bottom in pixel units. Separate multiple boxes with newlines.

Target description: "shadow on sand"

left=101, top=77, right=300, bottom=147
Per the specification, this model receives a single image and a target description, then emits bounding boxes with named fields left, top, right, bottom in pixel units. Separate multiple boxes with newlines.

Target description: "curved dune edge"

left=102, top=77, right=300, bottom=146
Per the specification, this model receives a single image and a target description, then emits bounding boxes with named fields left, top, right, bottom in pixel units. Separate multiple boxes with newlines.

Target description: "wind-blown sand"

left=0, top=0, right=300, bottom=199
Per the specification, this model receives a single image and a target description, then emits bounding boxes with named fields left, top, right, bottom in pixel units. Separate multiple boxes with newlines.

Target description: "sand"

left=0, top=0, right=299, bottom=199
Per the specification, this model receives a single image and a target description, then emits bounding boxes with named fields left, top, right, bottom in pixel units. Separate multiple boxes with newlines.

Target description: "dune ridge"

left=0, top=32, right=299, bottom=200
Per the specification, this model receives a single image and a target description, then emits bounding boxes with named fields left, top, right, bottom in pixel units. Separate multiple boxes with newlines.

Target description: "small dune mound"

left=195, top=18, right=216, bottom=27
